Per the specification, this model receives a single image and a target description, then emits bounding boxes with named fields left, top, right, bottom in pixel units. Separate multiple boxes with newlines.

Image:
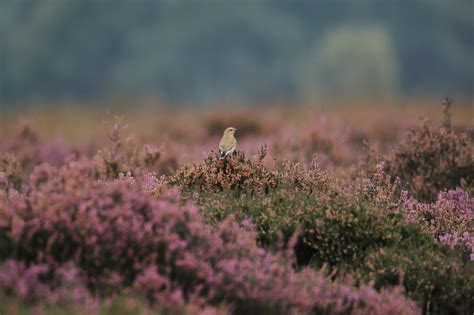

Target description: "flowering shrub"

left=198, top=188, right=399, bottom=267
left=172, top=147, right=330, bottom=196
left=97, top=116, right=165, bottom=178
left=384, top=100, right=473, bottom=201
left=197, top=160, right=473, bottom=314
left=398, top=188, right=473, bottom=261
left=171, top=148, right=279, bottom=194
left=0, top=260, right=95, bottom=307
left=0, top=160, right=416, bottom=314
left=0, top=124, right=79, bottom=190
left=0, top=102, right=472, bottom=314
left=360, top=234, right=473, bottom=315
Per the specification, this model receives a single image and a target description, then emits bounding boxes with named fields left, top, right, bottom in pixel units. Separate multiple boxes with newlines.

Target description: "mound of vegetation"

left=0, top=102, right=472, bottom=314
left=384, top=99, right=473, bottom=201
left=172, top=147, right=329, bottom=196
left=193, top=167, right=473, bottom=313
left=0, top=159, right=416, bottom=314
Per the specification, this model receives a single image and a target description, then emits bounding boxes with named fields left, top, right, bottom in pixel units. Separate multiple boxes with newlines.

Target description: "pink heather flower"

left=439, top=233, right=459, bottom=248
left=0, top=171, right=7, bottom=185
left=142, top=171, right=159, bottom=192
left=376, top=161, right=385, bottom=173
left=399, top=188, right=473, bottom=259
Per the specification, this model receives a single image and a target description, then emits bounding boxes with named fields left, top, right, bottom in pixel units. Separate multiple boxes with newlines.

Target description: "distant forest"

left=1, top=0, right=473, bottom=106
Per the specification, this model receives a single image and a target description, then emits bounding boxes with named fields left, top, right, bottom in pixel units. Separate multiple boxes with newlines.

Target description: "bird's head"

left=223, top=127, right=238, bottom=136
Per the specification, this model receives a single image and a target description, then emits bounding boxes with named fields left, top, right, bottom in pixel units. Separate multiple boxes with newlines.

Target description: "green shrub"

left=197, top=184, right=472, bottom=313
left=360, top=229, right=474, bottom=314
left=198, top=188, right=401, bottom=268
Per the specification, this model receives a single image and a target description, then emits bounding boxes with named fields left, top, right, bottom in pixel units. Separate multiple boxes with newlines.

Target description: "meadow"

left=0, top=100, right=472, bottom=314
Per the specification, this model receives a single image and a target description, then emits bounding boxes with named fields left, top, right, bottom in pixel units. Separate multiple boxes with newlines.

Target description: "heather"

left=194, top=164, right=473, bottom=313
left=0, top=102, right=473, bottom=314
left=384, top=99, right=473, bottom=201
left=0, top=159, right=416, bottom=314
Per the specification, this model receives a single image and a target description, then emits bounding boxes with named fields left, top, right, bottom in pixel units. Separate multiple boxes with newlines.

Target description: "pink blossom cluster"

left=0, top=260, right=96, bottom=307
left=399, top=188, right=473, bottom=260
left=439, top=232, right=474, bottom=261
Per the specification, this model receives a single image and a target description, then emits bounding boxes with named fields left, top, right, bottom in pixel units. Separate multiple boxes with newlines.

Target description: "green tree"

left=299, top=25, right=400, bottom=104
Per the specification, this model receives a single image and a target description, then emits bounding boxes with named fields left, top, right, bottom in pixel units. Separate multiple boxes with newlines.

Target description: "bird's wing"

left=219, top=141, right=226, bottom=152
left=219, top=137, right=236, bottom=153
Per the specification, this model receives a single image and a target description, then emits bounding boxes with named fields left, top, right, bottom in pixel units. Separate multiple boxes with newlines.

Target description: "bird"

left=219, top=127, right=238, bottom=159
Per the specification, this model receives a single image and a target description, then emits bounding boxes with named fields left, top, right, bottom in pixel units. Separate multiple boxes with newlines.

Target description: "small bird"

left=219, top=127, right=238, bottom=159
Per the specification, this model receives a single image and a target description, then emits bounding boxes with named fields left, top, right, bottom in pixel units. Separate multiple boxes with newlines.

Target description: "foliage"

left=171, top=148, right=330, bottom=196
left=0, top=103, right=472, bottom=314
left=0, top=159, right=416, bottom=314
left=196, top=170, right=473, bottom=313
left=300, top=25, right=399, bottom=102
left=384, top=100, right=474, bottom=201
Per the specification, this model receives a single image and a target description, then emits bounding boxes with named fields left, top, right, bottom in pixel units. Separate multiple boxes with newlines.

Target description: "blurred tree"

left=299, top=25, right=400, bottom=103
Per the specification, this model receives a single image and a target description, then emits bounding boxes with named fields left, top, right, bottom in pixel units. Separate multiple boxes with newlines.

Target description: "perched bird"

left=219, top=127, right=238, bottom=159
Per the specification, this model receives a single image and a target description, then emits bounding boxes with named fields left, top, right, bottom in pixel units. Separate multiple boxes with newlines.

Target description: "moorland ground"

left=0, top=100, right=472, bottom=315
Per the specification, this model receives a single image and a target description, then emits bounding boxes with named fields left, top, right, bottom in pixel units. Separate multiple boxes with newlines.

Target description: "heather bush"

left=198, top=188, right=396, bottom=268
left=351, top=161, right=473, bottom=313
left=171, top=148, right=278, bottom=195
left=97, top=116, right=164, bottom=178
left=171, top=147, right=330, bottom=196
left=1, top=103, right=472, bottom=314
left=398, top=188, right=473, bottom=261
left=196, top=161, right=397, bottom=265
left=196, top=162, right=473, bottom=313
left=0, top=124, right=78, bottom=186
left=360, top=234, right=473, bottom=315
left=0, top=160, right=416, bottom=314
left=0, top=260, right=95, bottom=307
left=384, top=100, right=474, bottom=201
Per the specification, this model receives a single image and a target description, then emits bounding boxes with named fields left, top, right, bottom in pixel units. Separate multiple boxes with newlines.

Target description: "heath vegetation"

left=0, top=101, right=472, bottom=315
